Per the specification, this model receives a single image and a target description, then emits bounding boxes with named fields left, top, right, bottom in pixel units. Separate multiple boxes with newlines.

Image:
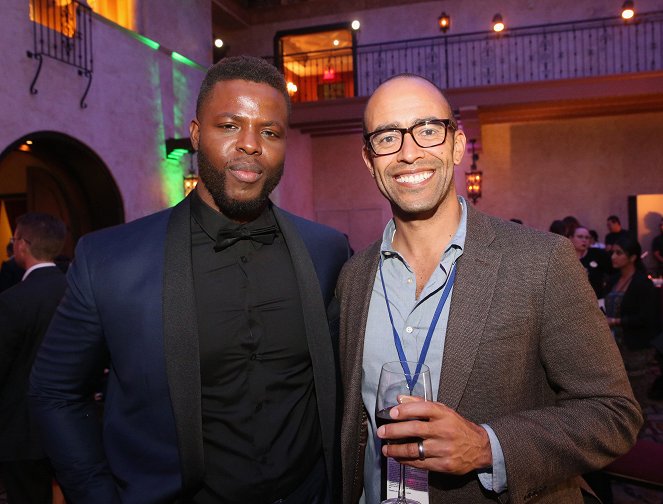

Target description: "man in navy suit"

left=0, top=213, right=67, bottom=503
left=30, top=56, right=351, bottom=504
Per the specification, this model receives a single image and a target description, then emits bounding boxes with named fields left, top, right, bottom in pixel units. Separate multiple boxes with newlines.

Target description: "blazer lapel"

left=273, top=206, right=336, bottom=483
left=342, top=242, right=380, bottom=398
left=439, top=206, right=501, bottom=410
left=162, top=195, right=204, bottom=491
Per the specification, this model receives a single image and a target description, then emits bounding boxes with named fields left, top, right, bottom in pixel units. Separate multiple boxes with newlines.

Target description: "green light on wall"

left=167, top=148, right=189, bottom=160
left=172, top=65, right=189, bottom=132
left=133, top=33, right=160, bottom=51
left=171, top=51, right=205, bottom=70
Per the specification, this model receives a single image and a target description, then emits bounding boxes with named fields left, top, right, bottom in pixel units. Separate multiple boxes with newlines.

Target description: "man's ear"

left=189, top=119, right=200, bottom=151
left=362, top=145, right=375, bottom=178
left=452, top=129, right=467, bottom=165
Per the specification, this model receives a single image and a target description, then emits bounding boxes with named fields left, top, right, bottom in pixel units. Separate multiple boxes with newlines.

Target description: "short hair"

left=196, top=55, right=290, bottom=119
left=607, top=215, right=621, bottom=224
left=549, top=220, right=568, bottom=236
left=562, top=216, right=580, bottom=238
left=589, top=229, right=599, bottom=241
left=16, top=213, right=66, bottom=262
left=363, top=73, right=453, bottom=137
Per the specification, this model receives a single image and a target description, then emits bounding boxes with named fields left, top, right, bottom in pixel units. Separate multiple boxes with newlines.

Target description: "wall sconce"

left=465, top=139, right=482, bottom=204
left=492, top=13, right=505, bottom=32
left=438, top=12, right=450, bottom=33
left=183, top=152, right=198, bottom=196
left=165, top=138, right=197, bottom=196
left=621, top=0, right=635, bottom=20
left=165, top=137, right=193, bottom=160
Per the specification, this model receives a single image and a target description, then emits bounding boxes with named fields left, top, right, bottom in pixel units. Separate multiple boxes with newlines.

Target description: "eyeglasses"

left=364, top=118, right=457, bottom=157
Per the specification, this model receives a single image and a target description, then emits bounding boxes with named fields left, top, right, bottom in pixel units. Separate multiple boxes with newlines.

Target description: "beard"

left=197, top=148, right=283, bottom=222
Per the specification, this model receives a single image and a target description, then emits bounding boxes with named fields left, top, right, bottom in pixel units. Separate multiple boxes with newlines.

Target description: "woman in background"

left=605, top=234, right=660, bottom=405
left=570, top=225, right=611, bottom=299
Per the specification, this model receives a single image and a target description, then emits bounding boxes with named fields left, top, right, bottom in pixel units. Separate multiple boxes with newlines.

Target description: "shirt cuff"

left=477, top=423, right=507, bottom=493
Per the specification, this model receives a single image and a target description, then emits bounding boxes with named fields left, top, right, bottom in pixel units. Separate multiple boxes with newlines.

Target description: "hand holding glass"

left=376, top=361, right=433, bottom=504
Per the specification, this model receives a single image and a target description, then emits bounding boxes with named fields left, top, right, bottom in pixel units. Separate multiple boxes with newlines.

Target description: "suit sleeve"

left=29, top=238, right=119, bottom=504
left=488, top=238, right=642, bottom=503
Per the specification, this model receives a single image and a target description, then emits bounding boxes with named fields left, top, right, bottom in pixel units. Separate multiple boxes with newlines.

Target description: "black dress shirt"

left=189, top=192, right=322, bottom=504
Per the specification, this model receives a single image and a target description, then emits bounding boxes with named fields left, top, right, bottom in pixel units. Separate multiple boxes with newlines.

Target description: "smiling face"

left=362, top=76, right=465, bottom=221
left=190, top=79, right=288, bottom=222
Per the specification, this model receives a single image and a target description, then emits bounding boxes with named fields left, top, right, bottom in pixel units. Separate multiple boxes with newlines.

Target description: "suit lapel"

left=344, top=242, right=380, bottom=398
left=439, top=206, right=501, bottom=409
left=273, top=206, right=336, bottom=483
left=162, top=195, right=204, bottom=490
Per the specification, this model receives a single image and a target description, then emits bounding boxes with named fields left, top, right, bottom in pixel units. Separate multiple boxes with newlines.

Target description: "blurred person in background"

left=570, top=226, right=611, bottom=300
left=0, top=213, right=67, bottom=504
left=605, top=215, right=629, bottom=252
left=548, top=219, right=568, bottom=236
left=0, top=241, right=25, bottom=293
left=588, top=229, right=605, bottom=249
left=652, top=217, right=663, bottom=276
left=605, top=234, right=660, bottom=406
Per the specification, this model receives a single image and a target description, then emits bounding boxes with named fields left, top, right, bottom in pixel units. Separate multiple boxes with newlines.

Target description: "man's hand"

left=376, top=398, right=493, bottom=475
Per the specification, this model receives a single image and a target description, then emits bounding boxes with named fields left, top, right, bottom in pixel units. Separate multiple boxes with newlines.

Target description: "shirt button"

left=407, top=278, right=413, bottom=284
left=241, top=256, right=248, bottom=263
left=405, top=326, right=413, bottom=334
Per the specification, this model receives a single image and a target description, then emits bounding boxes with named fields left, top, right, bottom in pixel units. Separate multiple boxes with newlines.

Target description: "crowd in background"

left=546, top=214, right=663, bottom=406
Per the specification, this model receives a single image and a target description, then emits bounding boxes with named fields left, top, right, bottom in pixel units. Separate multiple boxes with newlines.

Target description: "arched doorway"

left=0, top=132, right=124, bottom=260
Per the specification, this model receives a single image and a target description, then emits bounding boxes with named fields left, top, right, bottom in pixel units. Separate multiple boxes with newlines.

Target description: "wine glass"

left=376, top=361, right=433, bottom=504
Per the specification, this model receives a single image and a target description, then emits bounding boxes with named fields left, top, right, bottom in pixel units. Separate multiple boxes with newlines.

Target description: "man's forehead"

left=365, top=77, right=451, bottom=127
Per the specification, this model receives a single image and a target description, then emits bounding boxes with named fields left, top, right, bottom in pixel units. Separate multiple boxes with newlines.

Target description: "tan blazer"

left=337, top=205, right=642, bottom=504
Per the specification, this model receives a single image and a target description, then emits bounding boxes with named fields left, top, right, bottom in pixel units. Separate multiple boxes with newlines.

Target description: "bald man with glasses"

left=337, top=74, right=642, bottom=504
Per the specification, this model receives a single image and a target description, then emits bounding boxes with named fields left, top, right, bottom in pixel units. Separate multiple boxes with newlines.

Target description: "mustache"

left=226, top=159, right=263, bottom=173
left=388, top=162, right=438, bottom=174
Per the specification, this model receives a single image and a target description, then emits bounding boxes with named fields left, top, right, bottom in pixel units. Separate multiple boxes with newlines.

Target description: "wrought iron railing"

left=27, top=0, right=93, bottom=108
left=281, top=11, right=663, bottom=102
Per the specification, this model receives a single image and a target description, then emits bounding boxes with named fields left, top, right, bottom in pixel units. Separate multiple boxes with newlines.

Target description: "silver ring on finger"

left=417, top=439, right=425, bottom=460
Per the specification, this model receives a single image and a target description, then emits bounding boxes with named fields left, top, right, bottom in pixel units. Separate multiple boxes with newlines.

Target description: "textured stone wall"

left=0, top=0, right=209, bottom=222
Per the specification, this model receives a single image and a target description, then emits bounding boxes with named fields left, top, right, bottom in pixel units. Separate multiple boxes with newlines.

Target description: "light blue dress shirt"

left=360, top=197, right=506, bottom=503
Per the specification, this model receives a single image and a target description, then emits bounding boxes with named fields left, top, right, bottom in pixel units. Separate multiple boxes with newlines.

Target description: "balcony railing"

left=282, top=10, right=663, bottom=103
left=27, top=0, right=94, bottom=108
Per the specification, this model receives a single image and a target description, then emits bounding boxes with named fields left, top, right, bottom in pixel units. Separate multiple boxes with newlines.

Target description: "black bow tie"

left=214, top=224, right=279, bottom=252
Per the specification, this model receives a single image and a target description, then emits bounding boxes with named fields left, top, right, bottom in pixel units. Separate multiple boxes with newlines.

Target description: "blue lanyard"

left=378, top=256, right=457, bottom=392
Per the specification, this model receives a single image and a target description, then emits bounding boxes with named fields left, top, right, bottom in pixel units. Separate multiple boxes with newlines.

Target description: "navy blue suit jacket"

left=29, top=195, right=350, bottom=503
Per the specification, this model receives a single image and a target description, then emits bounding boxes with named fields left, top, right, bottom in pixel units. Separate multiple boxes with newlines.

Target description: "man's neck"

left=391, top=197, right=462, bottom=260
left=390, top=196, right=462, bottom=298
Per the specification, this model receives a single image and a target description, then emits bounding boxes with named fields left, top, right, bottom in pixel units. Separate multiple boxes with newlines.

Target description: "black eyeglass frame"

left=363, top=118, right=458, bottom=157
